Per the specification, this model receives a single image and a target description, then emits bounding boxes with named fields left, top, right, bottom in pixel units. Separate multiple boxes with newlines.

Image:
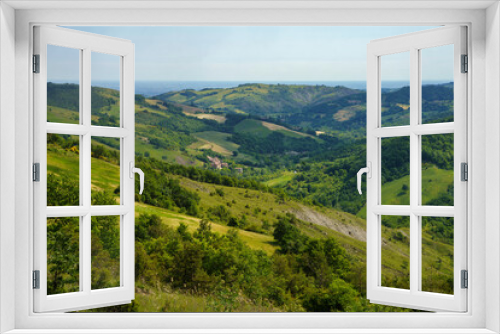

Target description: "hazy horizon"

left=48, top=26, right=454, bottom=84
left=47, top=79, right=453, bottom=97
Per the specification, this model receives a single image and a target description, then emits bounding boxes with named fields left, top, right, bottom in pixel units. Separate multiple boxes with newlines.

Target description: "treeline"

left=136, top=156, right=274, bottom=194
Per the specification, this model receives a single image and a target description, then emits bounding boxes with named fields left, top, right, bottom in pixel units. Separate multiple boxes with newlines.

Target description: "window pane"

left=47, top=134, right=80, bottom=206
left=381, top=215, right=410, bottom=290
left=91, top=137, right=120, bottom=205
left=421, top=45, right=454, bottom=124
left=421, top=217, right=454, bottom=294
left=381, top=136, right=410, bottom=205
left=47, top=217, right=80, bottom=295
left=381, top=52, right=410, bottom=127
left=47, top=45, right=80, bottom=124
left=421, top=133, right=454, bottom=206
left=91, top=52, right=121, bottom=127
left=91, top=215, right=120, bottom=290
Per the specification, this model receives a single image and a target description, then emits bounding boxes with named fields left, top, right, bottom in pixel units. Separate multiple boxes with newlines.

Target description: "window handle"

left=357, top=162, right=371, bottom=195
left=129, top=162, right=145, bottom=195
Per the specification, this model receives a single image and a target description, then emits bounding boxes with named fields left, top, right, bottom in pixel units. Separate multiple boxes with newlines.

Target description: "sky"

left=47, top=26, right=454, bottom=83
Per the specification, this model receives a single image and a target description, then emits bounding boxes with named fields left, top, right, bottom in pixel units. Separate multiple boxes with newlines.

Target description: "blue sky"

left=48, top=26, right=453, bottom=83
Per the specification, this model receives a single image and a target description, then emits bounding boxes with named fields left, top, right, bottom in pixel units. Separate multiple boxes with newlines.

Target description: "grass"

left=129, top=285, right=283, bottom=312
left=421, top=165, right=453, bottom=205
left=135, top=202, right=277, bottom=255
left=264, top=172, right=295, bottom=187
left=192, top=131, right=240, bottom=156
left=90, top=156, right=120, bottom=195
left=357, top=167, right=453, bottom=218
left=47, top=106, right=79, bottom=124
left=234, top=119, right=272, bottom=137
left=234, top=119, right=319, bottom=140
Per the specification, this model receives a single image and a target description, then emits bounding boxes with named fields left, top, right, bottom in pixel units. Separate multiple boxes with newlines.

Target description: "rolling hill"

left=47, top=136, right=454, bottom=311
left=154, top=83, right=360, bottom=116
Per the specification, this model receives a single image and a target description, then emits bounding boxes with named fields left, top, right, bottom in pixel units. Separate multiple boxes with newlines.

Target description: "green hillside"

left=154, top=83, right=360, bottom=117
left=46, top=136, right=454, bottom=312
left=46, top=82, right=456, bottom=312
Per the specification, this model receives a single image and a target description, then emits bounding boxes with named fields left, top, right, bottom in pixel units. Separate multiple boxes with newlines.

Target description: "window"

left=363, top=26, right=467, bottom=312
left=4, top=3, right=493, bottom=332
left=33, top=24, right=466, bottom=315
left=33, top=26, right=139, bottom=312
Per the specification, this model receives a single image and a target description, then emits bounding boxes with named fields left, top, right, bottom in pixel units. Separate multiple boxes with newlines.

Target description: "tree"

left=273, top=214, right=307, bottom=254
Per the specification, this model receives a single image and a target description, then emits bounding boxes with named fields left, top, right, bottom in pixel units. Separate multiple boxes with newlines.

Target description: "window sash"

left=366, top=26, right=468, bottom=312
left=32, top=25, right=136, bottom=313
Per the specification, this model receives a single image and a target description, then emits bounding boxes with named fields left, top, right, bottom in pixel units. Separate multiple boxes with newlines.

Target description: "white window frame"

left=33, top=26, right=136, bottom=313
left=1, top=2, right=498, bottom=333
left=366, top=26, right=467, bottom=312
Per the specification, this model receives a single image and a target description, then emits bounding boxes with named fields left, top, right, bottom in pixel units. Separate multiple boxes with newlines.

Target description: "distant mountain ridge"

left=154, top=82, right=454, bottom=137
left=154, top=83, right=361, bottom=117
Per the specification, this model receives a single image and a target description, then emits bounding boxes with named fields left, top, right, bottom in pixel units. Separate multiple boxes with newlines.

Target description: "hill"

left=47, top=136, right=453, bottom=312
left=46, top=82, right=454, bottom=221
left=46, top=82, right=456, bottom=312
left=154, top=83, right=360, bottom=117
left=154, top=82, right=454, bottom=139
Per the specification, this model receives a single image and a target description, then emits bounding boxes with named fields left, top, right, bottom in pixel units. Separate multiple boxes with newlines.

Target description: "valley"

left=46, top=81, right=455, bottom=312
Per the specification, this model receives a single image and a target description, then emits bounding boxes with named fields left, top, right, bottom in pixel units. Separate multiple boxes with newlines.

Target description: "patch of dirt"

left=261, top=121, right=314, bottom=138
left=333, top=109, right=356, bottom=122
left=175, top=156, right=196, bottom=166
left=287, top=205, right=366, bottom=242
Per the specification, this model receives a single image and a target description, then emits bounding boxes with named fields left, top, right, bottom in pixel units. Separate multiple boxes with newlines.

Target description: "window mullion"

left=82, top=48, right=92, bottom=294
left=409, top=47, right=420, bottom=294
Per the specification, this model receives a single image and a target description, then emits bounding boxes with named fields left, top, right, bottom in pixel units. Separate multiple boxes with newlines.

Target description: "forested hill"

left=154, top=83, right=361, bottom=117
left=46, top=82, right=456, bottom=311
left=47, top=81, right=454, bottom=217
left=154, top=82, right=454, bottom=137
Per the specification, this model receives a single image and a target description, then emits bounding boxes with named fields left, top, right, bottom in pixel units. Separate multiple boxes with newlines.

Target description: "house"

left=207, top=155, right=228, bottom=169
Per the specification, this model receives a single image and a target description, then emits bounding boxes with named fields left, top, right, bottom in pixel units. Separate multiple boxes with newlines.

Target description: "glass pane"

left=91, top=137, right=120, bottom=205
left=381, top=136, right=410, bottom=205
left=47, top=217, right=80, bottom=295
left=91, top=215, right=120, bottom=290
left=421, top=133, right=454, bottom=206
left=421, top=217, right=454, bottom=294
left=47, top=134, right=80, bottom=206
left=421, top=45, right=454, bottom=124
left=381, top=215, right=410, bottom=290
left=91, top=52, right=121, bottom=127
left=381, top=52, right=410, bottom=127
left=47, top=45, right=80, bottom=124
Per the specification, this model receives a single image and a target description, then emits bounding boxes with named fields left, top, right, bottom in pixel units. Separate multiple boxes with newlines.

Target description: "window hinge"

left=33, top=270, right=40, bottom=289
left=33, top=163, right=40, bottom=182
left=461, top=54, right=468, bottom=73
left=461, top=162, right=468, bottom=182
left=461, top=270, right=468, bottom=289
left=33, top=54, right=40, bottom=73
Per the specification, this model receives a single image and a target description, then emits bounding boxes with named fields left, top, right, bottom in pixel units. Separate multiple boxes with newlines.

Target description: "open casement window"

left=364, top=26, right=467, bottom=312
left=33, top=26, right=138, bottom=312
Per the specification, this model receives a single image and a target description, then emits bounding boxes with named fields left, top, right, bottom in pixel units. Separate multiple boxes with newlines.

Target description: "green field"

left=357, top=167, right=453, bottom=218
left=234, top=119, right=273, bottom=137
left=191, top=131, right=240, bottom=156
left=264, top=172, right=296, bottom=187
